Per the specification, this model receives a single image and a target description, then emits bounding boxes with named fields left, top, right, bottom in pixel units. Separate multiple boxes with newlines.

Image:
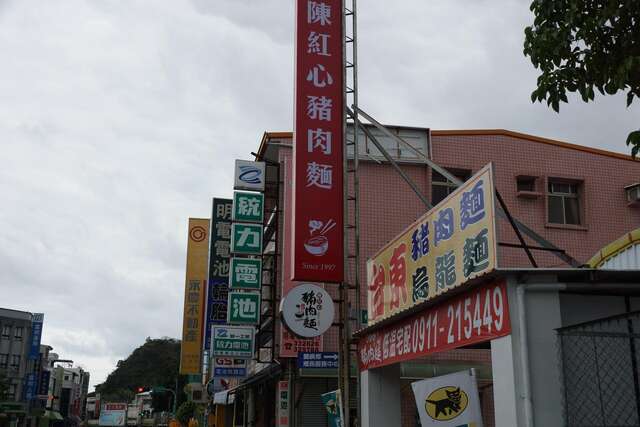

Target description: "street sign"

left=281, top=283, right=334, bottom=338
left=213, top=358, right=247, bottom=378
left=297, top=352, right=339, bottom=369
left=212, top=326, right=255, bottom=358
left=231, top=223, right=263, bottom=255
left=234, top=160, right=266, bottom=192
left=227, top=291, right=261, bottom=325
left=232, top=191, right=264, bottom=224
left=229, top=258, right=262, bottom=290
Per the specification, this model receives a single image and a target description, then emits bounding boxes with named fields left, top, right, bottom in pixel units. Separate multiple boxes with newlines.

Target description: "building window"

left=517, top=176, right=537, bottom=192
left=14, top=327, right=23, bottom=340
left=11, top=355, right=20, bottom=368
left=0, top=354, right=8, bottom=368
left=548, top=180, right=582, bottom=225
left=432, top=169, right=471, bottom=205
left=1, top=325, right=10, bottom=338
left=64, top=375, right=69, bottom=381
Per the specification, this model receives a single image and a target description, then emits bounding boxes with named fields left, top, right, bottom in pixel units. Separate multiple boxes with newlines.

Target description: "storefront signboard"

left=358, top=280, right=510, bottom=371
left=227, top=291, right=261, bottom=325
left=367, top=163, right=498, bottom=325
left=29, top=313, right=44, bottom=360
left=231, top=223, right=263, bottom=255
left=229, top=258, right=262, bottom=290
left=213, top=358, right=247, bottom=378
left=206, top=198, right=232, bottom=351
left=180, top=218, right=209, bottom=375
left=292, top=0, right=344, bottom=283
left=212, top=326, right=254, bottom=359
left=98, top=403, right=127, bottom=426
left=281, top=283, right=334, bottom=338
left=234, top=160, right=266, bottom=192
left=298, top=352, right=339, bottom=369
left=277, top=381, right=290, bottom=427
left=232, top=191, right=264, bottom=224
left=411, top=370, right=483, bottom=426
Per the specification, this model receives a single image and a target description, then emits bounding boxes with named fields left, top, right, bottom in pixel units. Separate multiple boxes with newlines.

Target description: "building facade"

left=221, top=126, right=640, bottom=426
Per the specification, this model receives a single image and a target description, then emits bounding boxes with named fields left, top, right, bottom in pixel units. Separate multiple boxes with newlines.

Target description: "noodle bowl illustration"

left=305, top=235, right=328, bottom=256
left=304, top=219, right=335, bottom=256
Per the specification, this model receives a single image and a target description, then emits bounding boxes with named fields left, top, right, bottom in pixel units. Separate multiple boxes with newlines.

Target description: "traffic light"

left=136, top=386, right=149, bottom=394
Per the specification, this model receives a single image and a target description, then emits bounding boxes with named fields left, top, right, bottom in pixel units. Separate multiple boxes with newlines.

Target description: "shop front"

left=358, top=269, right=640, bottom=427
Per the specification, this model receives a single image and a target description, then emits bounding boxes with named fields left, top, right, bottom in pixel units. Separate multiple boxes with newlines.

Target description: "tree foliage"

left=523, top=0, right=640, bottom=156
left=95, top=338, right=186, bottom=410
left=175, top=401, right=197, bottom=426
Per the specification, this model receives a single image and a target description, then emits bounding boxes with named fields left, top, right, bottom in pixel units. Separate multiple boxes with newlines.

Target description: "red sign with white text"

left=358, top=280, right=511, bottom=371
left=292, top=0, right=344, bottom=282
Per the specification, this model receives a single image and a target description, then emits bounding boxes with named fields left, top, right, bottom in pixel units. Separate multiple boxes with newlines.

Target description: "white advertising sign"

left=98, top=403, right=127, bottom=426
left=411, top=370, right=483, bottom=427
left=280, top=283, right=334, bottom=338
left=234, top=160, right=266, bottom=192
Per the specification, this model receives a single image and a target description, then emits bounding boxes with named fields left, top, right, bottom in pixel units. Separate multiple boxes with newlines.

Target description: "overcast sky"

left=1, top=0, right=637, bottom=389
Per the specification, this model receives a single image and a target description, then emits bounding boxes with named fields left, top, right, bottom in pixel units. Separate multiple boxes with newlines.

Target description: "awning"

left=213, top=390, right=235, bottom=405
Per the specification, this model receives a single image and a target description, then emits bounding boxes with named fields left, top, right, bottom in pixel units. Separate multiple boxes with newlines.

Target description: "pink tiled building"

left=254, top=127, right=640, bottom=426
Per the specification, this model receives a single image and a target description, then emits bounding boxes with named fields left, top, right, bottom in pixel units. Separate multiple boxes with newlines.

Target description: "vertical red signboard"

left=293, top=0, right=344, bottom=282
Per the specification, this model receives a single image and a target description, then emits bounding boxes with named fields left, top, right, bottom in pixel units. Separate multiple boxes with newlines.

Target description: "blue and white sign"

left=234, top=160, right=266, bottom=192
left=298, top=352, right=339, bottom=369
left=29, top=313, right=44, bottom=360
left=24, top=373, right=37, bottom=400
left=213, top=357, right=247, bottom=378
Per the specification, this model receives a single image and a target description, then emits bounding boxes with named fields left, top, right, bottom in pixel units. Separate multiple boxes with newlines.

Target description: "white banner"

left=411, top=370, right=483, bottom=427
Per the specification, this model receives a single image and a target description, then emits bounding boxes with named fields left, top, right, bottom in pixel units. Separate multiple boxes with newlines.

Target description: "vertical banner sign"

left=206, top=199, right=233, bottom=351
left=38, top=370, right=51, bottom=397
left=321, top=389, right=345, bottom=427
left=29, top=313, right=44, bottom=360
left=281, top=155, right=323, bottom=357
left=180, top=218, right=210, bottom=375
left=277, top=381, right=290, bottom=427
left=292, top=0, right=344, bottom=282
left=367, top=163, right=498, bottom=325
left=411, top=370, right=483, bottom=427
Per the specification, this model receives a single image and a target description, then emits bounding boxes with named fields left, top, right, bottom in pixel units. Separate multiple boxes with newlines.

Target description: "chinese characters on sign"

left=297, top=352, right=339, bottom=369
left=212, top=326, right=255, bottom=359
left=231, top=223, right=263, bottom=255
left=367, top=164, right=498, bottom=325
left=232, top=191, right=264, bottom=224
left=359, top=280, right=510, bottom=371
left=229, top=258, right=262, bottom=290
left=292, top=0, right=343, bottom=283
left=227, top=291, right=261, bottom=325
left=180, top=218, right=209, bottom=375
left=213, top=358, right=247, bottom=378
left=281, top=283, right=335, bottom=338
left=205, top=198, right=232, bottom=351
left=29, top=313, right=44, bottom=360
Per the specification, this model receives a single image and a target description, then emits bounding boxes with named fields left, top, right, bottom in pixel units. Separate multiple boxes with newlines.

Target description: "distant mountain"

left=95, top=337, right=186, bottom=408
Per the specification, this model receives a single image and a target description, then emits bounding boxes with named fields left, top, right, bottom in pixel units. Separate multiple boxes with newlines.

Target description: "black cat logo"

left=424, top=386, right=469, bottom=421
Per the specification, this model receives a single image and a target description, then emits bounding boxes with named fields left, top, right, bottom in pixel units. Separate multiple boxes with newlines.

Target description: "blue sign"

left=213, top=357, right=247, bottom=378
left=298, top=352, right=339, bottom=369
left=29, top=313, right=44, bottom=360
left=38, top=370, right=51, bottom=396
left=24, top=373, right=37, bottom=400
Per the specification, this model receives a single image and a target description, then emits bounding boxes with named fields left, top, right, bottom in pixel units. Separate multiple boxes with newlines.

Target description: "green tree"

left=175, top=401, right=197, bottom=426
left=95, top=338, right=187, bottom=408
left=523, top=0, right=640, bottom=156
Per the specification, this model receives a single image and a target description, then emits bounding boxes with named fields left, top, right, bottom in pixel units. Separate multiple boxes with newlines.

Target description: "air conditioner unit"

left=625, top=183, right=640, bottom=206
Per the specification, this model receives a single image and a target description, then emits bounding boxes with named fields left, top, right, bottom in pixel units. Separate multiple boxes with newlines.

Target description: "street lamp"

left=151, top=387, right=176, bottom=414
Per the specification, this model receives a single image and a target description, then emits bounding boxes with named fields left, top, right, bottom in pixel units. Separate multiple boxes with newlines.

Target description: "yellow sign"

left=367, top=163, right=497, bottom=325
left=180, top=218, right=210, bottom=374
left=425, top=386, right=469, bottom=421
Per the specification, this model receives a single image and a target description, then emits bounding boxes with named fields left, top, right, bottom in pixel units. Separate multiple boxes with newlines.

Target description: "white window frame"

left=547, top=180, right=582, bottom=225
